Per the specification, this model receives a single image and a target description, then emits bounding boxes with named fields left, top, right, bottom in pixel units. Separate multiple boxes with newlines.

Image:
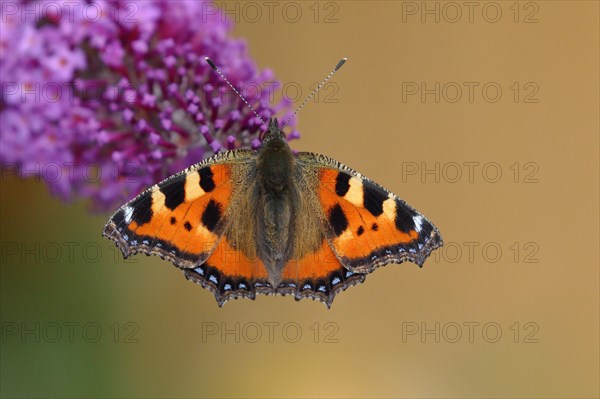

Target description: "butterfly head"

left=261, top=118, right=286, bottom=144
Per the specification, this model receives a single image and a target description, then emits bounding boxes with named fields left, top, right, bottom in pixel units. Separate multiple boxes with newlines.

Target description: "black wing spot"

left=329, top=204, right=348, bottom=237
left=201, top=199, right=222, bottom=232
left=184, top=221, right=192, bottom=231
left=112, top=210, right=125, bottom=228
left=131, top=194, right=153, bottom=226
left=199, top=167, right=216, bottom=192
left=363, top=184, right=385, bottom=217
left=159, top=175, right=186, bottom=210
left=395, top=201, right=417, bottom=233
left=357, top=226, right=365, bottom=236
left=170, top=217, right=176, bottom=225
left=335, top=172, right=351, bottom=197
left=372, top=223, right=379, bottom=231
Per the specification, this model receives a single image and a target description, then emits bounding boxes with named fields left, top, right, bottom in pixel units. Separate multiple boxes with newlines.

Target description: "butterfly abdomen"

left=255, top=134, right=298, bottom=280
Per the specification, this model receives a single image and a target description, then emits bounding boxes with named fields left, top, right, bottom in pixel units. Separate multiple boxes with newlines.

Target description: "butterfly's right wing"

left=294, top=152, right=443, bottom=273
left=273, top=149, right=441, bottom=308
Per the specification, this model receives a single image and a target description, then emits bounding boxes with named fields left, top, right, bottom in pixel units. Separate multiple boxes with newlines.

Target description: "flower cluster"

left=1, top=0, right=297, bottom=210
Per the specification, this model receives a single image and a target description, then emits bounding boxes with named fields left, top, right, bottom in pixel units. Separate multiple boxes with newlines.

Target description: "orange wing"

left=278, top=240, right=366, bottom=307
left=184, top=238, right=271, bottom=306
left=297, top=153, right=443, bottom=274
left=104, top=149, right=272, bottom=305
left=104, top=162, right=233, bottom=268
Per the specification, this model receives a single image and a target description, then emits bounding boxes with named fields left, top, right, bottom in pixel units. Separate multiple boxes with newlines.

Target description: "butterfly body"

left=104, top=118, right=443, bottom=307
left=255, top=121, right=298, bottom=280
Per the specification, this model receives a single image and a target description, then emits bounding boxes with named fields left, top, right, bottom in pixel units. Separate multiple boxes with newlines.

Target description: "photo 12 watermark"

left=202, top=1, right=340, bottom=24
left=401, top=82, right=540, bottom=104
left=400, top=2, right=540, bottom=24
left=200, top=321, right=340, bottom=343
left=1, top=80, right=340, bottom=108
left=1, top=1, right=140, bottom=25
left=1, top=321, right=140, bottom=344
left=431, top=241, right=540, bottom=264
left=401, top=321, right=540, bottom=343
left=400, top=161, right=540, bottom=184
left=1, top=241, right=139, bottom=265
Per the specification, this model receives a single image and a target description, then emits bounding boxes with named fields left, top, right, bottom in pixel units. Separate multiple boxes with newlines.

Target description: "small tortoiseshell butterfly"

left=103, top=58, right=443, bottom=307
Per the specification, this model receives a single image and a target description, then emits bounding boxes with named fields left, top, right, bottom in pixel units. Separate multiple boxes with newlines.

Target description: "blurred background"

left=1, top=1, right=598, bottom=398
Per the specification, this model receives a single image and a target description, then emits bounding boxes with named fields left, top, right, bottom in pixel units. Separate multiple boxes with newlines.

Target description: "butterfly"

left=103, top=117, right=443, bottom=307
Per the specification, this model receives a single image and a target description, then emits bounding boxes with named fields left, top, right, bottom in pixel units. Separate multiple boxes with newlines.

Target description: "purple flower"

left=0, top=0, right=297, bottom=210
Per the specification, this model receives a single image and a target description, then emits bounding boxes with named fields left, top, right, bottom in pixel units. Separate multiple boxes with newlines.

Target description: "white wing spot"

left=344, top=177, right=364, bottom=206
left=414, top=215, right=424, bottom=232
left=123, top=206, right=134, bottom=224
left=185, top=171, right=205, bottom=201
left=209, top=275, right=218, bottom=284
left=383, top=198, right=397, bottom=220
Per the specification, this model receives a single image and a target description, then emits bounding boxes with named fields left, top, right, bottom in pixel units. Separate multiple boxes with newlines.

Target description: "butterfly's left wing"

left=103, top=150, right=258, bottom=265
left=103, top=149, right=275, bottom=306
left=296, top=152, right=443, bottom=274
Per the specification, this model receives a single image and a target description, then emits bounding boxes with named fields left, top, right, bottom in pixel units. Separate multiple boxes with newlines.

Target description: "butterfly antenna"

left=204, top=57, right=266, bottom=127
left=281, top=57, right=347, bottom=128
